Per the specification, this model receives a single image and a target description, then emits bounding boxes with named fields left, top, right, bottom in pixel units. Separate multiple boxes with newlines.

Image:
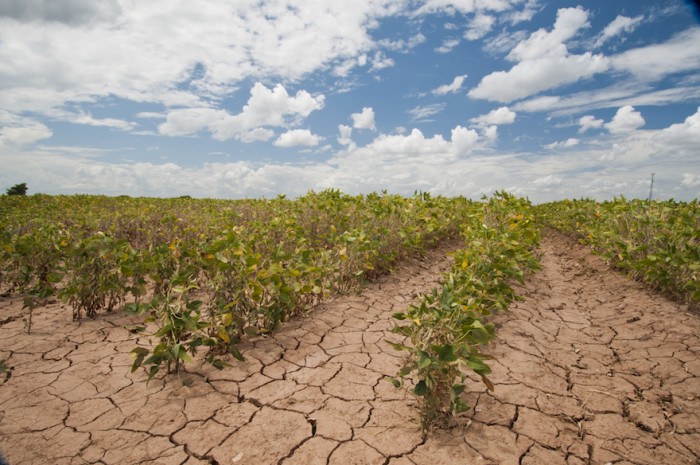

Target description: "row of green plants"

left=0, top=190, right=473, bottom=378
left=389, top=192, right=541, bottom=429
left=536, top=198, right=699, bottom=309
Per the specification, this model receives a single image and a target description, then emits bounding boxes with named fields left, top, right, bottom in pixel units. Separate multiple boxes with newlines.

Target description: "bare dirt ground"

left=0, top=232, right=698, bottom=465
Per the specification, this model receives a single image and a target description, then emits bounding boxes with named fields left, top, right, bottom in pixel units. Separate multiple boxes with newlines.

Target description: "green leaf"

left=437, top=344, right=457, bottom=362
left=129, top=347, right=149, bottom=373
left=229, top=345, right=245, bottom=362
left=417, top=351, right=432, bottom=369
left=385, top=340, right=410, bottom=352
left=147, top=365, right=160, bottom=380
left=414, top=380, right=428, bottom=396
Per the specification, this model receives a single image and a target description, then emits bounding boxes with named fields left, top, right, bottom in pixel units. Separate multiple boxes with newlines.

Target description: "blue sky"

left=1, top=0, right=699, bottom=202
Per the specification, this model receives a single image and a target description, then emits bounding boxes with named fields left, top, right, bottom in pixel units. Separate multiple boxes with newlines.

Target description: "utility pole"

left=648, top=173, right=655, bottom=202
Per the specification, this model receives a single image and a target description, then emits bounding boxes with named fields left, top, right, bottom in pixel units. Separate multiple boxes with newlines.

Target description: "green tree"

left=6, top=183, right=28, bottom=196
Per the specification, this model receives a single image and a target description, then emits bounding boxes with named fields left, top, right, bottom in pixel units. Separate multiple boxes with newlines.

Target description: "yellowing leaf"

left=217, top=326, right=231, bottom=344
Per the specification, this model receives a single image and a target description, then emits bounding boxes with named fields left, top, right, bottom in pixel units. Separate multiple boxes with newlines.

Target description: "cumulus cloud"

left=611, top=28, right=700, bottom=81
left=450, top=126, right=480, bottom=154
left=351, top=107, right=376, bottom=130
left=483, top=125, right=498, bottom=142
left=6, top=108, right=700, bottom=203
left=273, top=129, right=321, bottom=147
left=0, top=111, right=52, bottom=147
left=594, top=14, right=644, bottom=48
left=0, top=1, right=395, bottom=116
left=337, top=125, right=479, bottom=165
left=544, top=138, right=579, bottom=149
left=578, top=115, right=604, bottom=133
left=507, top=6, right=589, bottom=61
left=464, top=13, right=495, bottom=40
left=0, top=122, right=53, bottom=148
left=655, top=106, right=700, bottom=148
left=338, top=125, right=353, bottom=146
left=470, top=106, right=516, bottom=125
left=606, top=105, right=645, bottom=134
left=158, top=82, right=324, bottom=141
left=433, top=75, right=467, bottom=95
left=469, top=7, right=609, bottom=103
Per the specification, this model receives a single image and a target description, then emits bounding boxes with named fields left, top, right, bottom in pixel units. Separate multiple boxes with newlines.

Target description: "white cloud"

left=0, top=1, right=396, bottom=117
left=514, top=83, right=700, bottom=116
left=5, top=108, right=700, bottom=203
left=544, top=138, right=579, bottom=149
left=379, top=33, right=426, bottom=52
left=336, top=126, right=479, bottom=165
left=533, top=174, right=562, bottom=187
left=135, top=112, right=165, bottom=119
left=503, top=0, right=540, bottom=25
left=351, top=107, right=376, bottom=130
left=578, top=115, right=604, bottom=133
left=470, top=106, right=516, bottom=125
left=158, top=82, right=324, bottom=141
left=655, top=106, right=700, bottom=148
left=370, top=51, right=395, bottom=71
left=464, top=13, right=494, bottom=40
left=469, top=7, right=609, bottom=103
left=239, top=127, right=275, bottom=143
left=681, top=173, right=700, bottom=188
left=0, top=111, right=52, bottom=147
left=273, top=129, right=321, bottom=147
left=408, top=103, right=446, bottom=122
left=433, top=75, right=467, bottom=95
left=483, top=125, right=498, bottom=142
left=611, top=28, right=700, bottom=81
left=0, top=122, right=52, bottom=148
left=507, top=6, right=589, bottom=61
left=435, top=38, right=460, bottom=54
left=594, top=15, right=644, bottom=48
left=606, top=105, right=645, bottom=134
left=50, top=110, right=135, bottom=131
left=333, top=54, right=368, bottom=77
left=470, top=52, right=609, bottom=103
left=450, top=126, right=479, bottom=154
left=338, top=125, right=353, bottom=146
left=413, top=0, right=511, bottom=16
left=483, top=30, right=529, bottom=55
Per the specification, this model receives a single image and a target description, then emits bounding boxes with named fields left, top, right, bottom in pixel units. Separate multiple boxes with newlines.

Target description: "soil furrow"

left=0, top=233, right=698, bottom=465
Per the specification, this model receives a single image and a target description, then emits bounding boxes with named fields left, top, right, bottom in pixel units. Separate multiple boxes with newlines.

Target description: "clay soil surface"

left=0, top=232, right=699, bottom=465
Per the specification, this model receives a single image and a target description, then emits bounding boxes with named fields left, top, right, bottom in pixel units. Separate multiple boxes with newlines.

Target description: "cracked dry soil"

left=1, top=232, right=699, bottom=465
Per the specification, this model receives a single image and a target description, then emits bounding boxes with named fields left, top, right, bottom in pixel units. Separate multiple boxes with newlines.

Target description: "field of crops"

left=537, top=198, right=699, bottom=310
left=1, top=191, right=698, bottom=429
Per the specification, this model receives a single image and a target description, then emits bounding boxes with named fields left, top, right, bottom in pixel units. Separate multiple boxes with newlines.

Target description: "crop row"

left=0, top=190, right=476, bottom=376
left=536, top=197, right=699, bottom=309
left=389, top=192, right=541, bottom=428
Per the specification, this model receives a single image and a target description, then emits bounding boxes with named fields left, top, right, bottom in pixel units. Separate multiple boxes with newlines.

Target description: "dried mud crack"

left=1, top=232, right=699, bottom=465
